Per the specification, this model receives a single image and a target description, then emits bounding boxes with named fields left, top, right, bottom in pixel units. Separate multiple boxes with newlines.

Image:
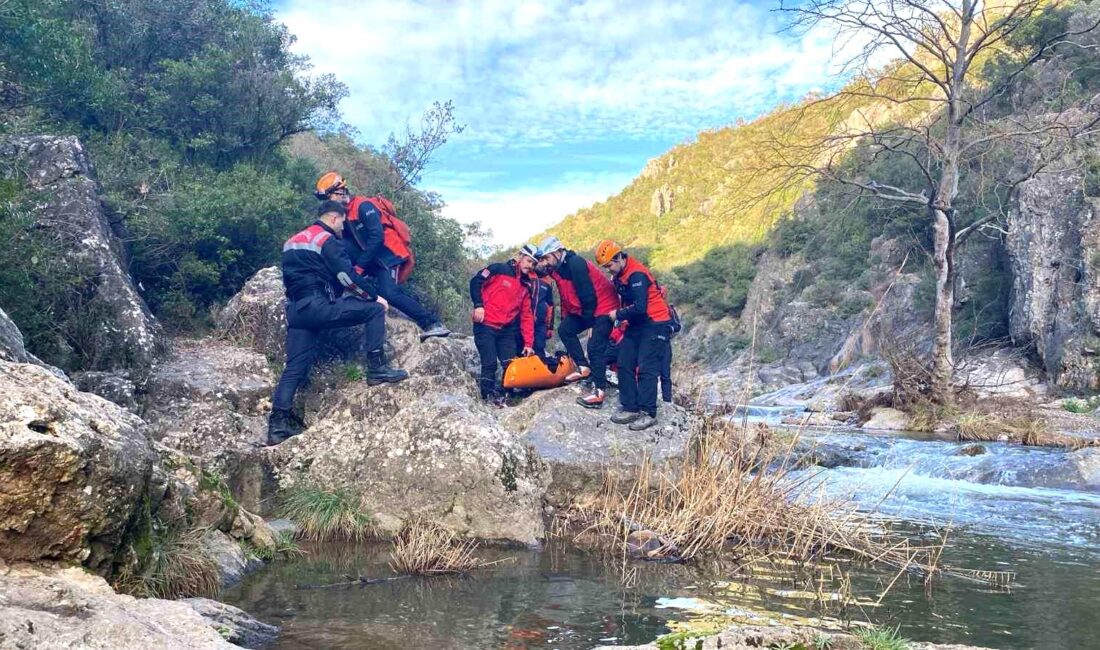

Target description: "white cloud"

left=277, top=0, right=858, bottom=147
left=430, top=172, right=634, bottom=247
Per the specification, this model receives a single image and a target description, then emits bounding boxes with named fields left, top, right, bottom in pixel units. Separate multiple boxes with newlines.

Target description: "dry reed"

left=560, top=416, right=1000, bottom=589
left=389, top=520, right=512, bottom=575
left=955, top=413, right=1096, bottom=449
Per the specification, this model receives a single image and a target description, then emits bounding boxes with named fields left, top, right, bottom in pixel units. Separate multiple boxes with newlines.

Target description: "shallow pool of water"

left=225, top=431, right=1100, bottom=649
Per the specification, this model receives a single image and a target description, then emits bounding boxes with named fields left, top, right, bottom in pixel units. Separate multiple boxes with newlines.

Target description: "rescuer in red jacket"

left=596, top=240, right=673, bottom=432
left=536, top=236, right=618, bottom=410
left=470, top=245, right=538, bottom=404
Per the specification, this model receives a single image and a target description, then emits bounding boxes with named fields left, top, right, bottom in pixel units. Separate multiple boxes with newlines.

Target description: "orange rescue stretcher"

left=502, top=354, right=577, bottom=390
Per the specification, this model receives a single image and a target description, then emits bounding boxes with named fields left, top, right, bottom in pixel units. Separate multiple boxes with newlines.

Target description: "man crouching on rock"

left=267, top=201, right=409, bottom=446
left=470, top=245, right=538, bottom=406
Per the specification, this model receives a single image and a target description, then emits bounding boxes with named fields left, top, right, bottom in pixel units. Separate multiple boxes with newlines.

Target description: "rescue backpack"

left=347, top=195, right=417, bottom=284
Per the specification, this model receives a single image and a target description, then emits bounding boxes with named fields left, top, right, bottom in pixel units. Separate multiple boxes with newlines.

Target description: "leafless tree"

left=383, top=100, right=465, bottom=192
left=768, top=0, right=1100, bottom=403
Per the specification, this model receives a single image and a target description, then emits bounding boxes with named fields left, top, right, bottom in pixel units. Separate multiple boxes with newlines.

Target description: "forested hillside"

left=0, top=0, right=470, bottom=368
left=547, top=0, right=1100, bottom=339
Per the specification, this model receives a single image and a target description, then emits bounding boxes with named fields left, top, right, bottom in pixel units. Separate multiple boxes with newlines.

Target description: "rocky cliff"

left=0, top=135, right=161, bottom=374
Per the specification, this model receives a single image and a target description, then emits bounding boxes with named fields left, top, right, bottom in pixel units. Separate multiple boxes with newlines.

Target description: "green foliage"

left=341, top=363, right=365, bottom=382
left=199, top=469, right=239, bottom=511
left=655, top=630, right=710, bottom=650
left=278, top=485, right=376, bottom=542
left=852, top=625, right=910, bottom=650
left=125, top=161, right=312, bottom=326
left=1063, top=396, right=1100, bottom=414
left=243, top=531, right=305, bottom=562
left=668, top=244, right=759, bottom=320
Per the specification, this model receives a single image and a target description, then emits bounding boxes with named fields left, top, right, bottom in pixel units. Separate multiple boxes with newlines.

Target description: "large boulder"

left=0, top=563, right=238, bottom=649
left=142, top=338, right=274, bottom=472
left=501, top=386, right=696, bottom=504
left=0, top=135, right=161, bottom=374
left=264, top=320, right=550, bottom=544
left=215, top=266, right=286, bottom=360
left=0, top=361, right=158, bottom=573
left=1007, top=166, right=1100, bottom=391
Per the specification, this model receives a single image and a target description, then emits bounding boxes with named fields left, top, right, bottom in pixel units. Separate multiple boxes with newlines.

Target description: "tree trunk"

left=931, top=206, right=955, bottom=403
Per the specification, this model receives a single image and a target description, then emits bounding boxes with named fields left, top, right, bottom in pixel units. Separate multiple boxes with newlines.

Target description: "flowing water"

left=225, top=428, right=1100, bottom=649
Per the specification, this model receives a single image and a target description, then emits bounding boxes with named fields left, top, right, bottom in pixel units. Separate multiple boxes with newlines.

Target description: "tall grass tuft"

left=389, top=520, right=511, bottom=575
left=852, top=625, right=910, bottom=650
left=278, top=485, right=376, bottom=541
left=115, top=527, right=220, bottom=599
left=560, top=416, right=982, bottom=588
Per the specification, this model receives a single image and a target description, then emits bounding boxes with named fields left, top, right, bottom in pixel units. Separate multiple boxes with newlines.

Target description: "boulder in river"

left=0, top=562, right=239, bottom=649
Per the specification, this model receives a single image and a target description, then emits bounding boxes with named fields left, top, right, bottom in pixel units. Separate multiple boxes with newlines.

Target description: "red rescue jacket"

left=346, top=195, right=416, bottom=283
left=615, top=256, right=671, bottom=324
left=470, top=261, right=535, bottom=348
left=552, top=250, right=618, bottom=318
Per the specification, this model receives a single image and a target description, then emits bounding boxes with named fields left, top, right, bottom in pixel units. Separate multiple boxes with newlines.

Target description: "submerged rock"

left=593, top=623, right=996, bottom=650
left=0, top=563, right=236, bottom=649
left=182, top=597, right=279, bottom=649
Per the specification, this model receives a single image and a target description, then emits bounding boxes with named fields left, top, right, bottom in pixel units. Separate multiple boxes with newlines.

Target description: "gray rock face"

left=73, top=371, right=139, bottom=410
left=0, top=563, right=236, bottom=649
left=182, top=597, right=279, bottom=649
left=1007, top=168, right=1100, bottom=391
left=0, top=361, right=157, bottom=573
left=215, top=266, right=287, bottom=360
left=142, top=338, right=274, bottom=473
left=0, top=307, right=67, bottom=379
left=0, top=135, right=161, bottom=373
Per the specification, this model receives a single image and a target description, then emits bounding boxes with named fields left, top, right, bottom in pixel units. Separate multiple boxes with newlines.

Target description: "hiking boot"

left=366, top=349, right=409, bottom=385
left=611, top=409, right=642, bottom=425
left=629, top=414, right=658, bottom=431
left=577, top=387, right=606, bottom=409
left=564, top=366, right=591, bottom=383
left=419, top=322, right=451, bottom=342
left=266, top=409, right=299, bottom=446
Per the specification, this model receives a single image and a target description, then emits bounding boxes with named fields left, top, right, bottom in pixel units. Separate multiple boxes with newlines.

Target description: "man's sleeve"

left=470, top=263, right=512, bottom=307
left=350, top=200, right=385, bottom=264
left=568, top=256, right=597, bottom=319
left=616, top=271, right=650, bottom=320
left=321, top=237, right=377, bottom=299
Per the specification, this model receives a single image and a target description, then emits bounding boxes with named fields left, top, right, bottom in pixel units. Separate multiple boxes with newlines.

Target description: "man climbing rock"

left=267, top=201, right=409, bottom=446
left=470, top=245, right=538, bottom=405
left=314, top=171, right=451, bottom=342
left=536, top=236, right=618, bottom=409
left=596, top=240, right=673, bottom=432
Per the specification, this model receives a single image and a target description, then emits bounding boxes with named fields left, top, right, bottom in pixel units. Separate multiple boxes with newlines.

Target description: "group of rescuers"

left=267, top=171, right=678, bottom=446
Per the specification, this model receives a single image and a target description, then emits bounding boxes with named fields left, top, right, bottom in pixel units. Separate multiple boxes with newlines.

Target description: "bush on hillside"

left=668, top=244, right=760, bottom=320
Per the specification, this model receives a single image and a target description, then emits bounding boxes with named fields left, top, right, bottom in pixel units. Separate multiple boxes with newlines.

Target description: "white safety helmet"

left=538, top=236, right=565, bottom=258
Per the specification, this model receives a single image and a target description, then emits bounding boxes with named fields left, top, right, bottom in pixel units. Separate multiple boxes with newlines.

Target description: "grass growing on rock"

left=954, top=413, right=1095, bottom=448
left=115, top=527, right=220, bottom=599
left=851, top=625, right=910, bottom=650
left=278, top=486, right=376, bottom=541
left=559, top=417, right=974, bottom=586
left=389, top=520, right=512, bottom=575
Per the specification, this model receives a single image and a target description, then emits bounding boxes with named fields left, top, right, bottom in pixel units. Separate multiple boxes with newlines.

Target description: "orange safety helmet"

left=314, top=171, right=348, bottom=199
left=594, top=239, right=623, bottom=266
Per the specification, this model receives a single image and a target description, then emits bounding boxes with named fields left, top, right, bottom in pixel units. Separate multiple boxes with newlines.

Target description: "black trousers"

left=474, top=321, right=518, bottom=399
left=558, top=314, right=613, bottom=389
left=617, top=322, right=671, bottom=417
left=367, top=264, right=436, bottom=329
left=517, top=301, right=551, bottom=357
left=272, top=296, right=385, bottom=410
left=661, top=337, right=673, bottom=403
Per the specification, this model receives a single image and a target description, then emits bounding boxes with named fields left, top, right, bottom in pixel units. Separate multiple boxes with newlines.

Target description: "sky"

left=274, top=0, right=854, bottom=247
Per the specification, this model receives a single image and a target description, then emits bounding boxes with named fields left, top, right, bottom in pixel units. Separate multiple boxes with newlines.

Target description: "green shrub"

left=669, top=244, right=759, bottom=320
